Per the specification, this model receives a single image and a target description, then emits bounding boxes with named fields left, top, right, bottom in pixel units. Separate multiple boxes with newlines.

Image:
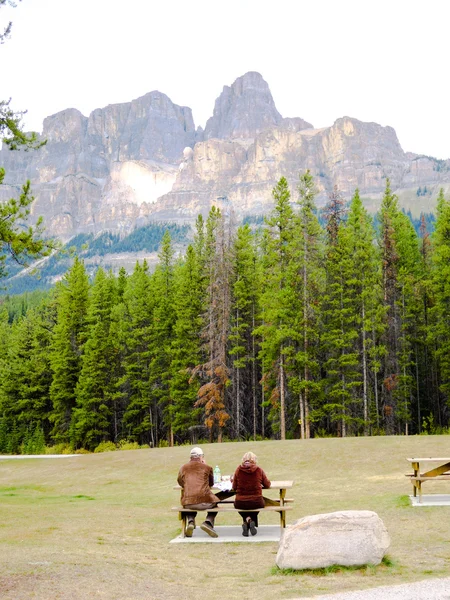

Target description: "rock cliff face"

left=1, top=72, right=449, bottom=240
left=205, top=71, right=291, bottom=140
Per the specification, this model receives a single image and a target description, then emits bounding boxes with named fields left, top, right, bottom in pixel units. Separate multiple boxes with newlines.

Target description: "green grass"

left=1, top=436, right=450, bottom=599
left=271, top=555, right=396, bottom=577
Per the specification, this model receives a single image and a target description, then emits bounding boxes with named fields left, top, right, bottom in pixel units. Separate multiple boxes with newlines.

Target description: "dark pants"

left=182, top=502, right=217, bottom=525
left=234, top=497, right=265, bottom=528
left=238, top=511, right=259, bottom=527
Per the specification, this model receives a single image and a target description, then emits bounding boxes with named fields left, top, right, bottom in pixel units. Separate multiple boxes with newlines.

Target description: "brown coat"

left=232, top=463, right=271, bottom=509
left=177, top=458, right=220, bottom=506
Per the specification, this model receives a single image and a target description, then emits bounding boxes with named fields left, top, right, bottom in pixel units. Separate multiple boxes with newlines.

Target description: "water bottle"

left=213, top=465, right=221, bottom=484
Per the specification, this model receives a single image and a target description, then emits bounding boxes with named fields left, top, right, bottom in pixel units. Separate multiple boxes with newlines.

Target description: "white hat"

left=190, top=446, right=204, bottom=457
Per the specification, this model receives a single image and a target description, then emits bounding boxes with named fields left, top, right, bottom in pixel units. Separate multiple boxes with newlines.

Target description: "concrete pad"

left=170, top=524, right=281, bottom=543
left=410, top=494, right=450, bottom=506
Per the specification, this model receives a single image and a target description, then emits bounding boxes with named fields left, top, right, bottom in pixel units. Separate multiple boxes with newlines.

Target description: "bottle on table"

left=213, top=465, right=221, bottom=484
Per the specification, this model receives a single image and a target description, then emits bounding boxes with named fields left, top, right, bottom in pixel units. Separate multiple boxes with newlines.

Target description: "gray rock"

left=204, top=71, right=283, bottom=140
left=276, top=510, right=390, bottom=570
left=1, top=72, right=450, bottom=244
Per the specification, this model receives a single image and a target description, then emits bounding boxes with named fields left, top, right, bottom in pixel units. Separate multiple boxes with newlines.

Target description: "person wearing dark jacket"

left=232, top=451, right=271, bottom=536
left=177, top=447, right=220, bottom=538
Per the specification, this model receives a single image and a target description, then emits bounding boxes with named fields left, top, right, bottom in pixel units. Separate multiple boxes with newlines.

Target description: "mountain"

left=1, top=71, right=449, bottom=243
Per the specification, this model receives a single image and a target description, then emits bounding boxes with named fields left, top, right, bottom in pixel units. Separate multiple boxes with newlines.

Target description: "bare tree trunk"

left=279, top=353, right=286, bottom=440
left=341, top=374, right=346, bottom=438
left=261, top=378, right=265, bottom=439
left=404, top=364, right=409, bottom=435
left=415, top=345, right=421, bottom=433
left=236, top=363, right=240, bottom=439
left=149, top=406, right=155, bottom=448
left=303, top=257, right=310, bottom=439
left=252, top=308, right=257, bottom=441
left=299, top=390, right=305, bottom=439
left=373, top=326, right=380, bottom=430
left=374, top=369, right=380, bottom=429
left=362, top=301, right=368, bottom=435
left=261, top=313, right=265, bottom=439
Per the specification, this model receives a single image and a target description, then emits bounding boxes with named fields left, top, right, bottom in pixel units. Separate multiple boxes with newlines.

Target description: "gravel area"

left=0, top=455, right=79, bottom=459
left=299, top=577, right=450, bottom=600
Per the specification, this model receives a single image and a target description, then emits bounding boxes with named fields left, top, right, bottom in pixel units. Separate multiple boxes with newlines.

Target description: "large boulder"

left=276, top=510, right=390, bottom=570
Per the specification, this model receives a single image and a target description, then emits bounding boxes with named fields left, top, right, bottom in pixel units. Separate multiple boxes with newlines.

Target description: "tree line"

left=1, top=172, right=450, bottom=452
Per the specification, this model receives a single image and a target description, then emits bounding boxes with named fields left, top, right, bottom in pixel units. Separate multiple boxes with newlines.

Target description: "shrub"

left=45, top=443, right=73, bottom=455
left=94, top=441, right=116, bottom=453
left=117, top=439, right=140, bottom=451
left=314, top=428, right=334, bottom=439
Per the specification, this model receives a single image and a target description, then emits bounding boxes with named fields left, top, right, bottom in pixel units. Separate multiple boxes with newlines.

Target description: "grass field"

left=1, top=436, right=450, bottom=600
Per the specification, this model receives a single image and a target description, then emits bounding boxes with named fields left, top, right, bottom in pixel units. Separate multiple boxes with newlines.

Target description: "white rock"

left=276, top=510, right=390, bottom=570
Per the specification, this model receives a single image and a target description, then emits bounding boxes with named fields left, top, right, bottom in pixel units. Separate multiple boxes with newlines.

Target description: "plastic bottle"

left=213, top=465, right=221, bottom=484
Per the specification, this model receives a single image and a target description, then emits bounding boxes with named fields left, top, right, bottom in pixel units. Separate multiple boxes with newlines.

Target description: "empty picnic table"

left=406, top=457, right=450, bottom=502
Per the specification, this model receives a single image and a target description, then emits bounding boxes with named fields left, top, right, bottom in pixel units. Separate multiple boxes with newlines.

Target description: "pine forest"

left=1, top=172, right=450, bottom=453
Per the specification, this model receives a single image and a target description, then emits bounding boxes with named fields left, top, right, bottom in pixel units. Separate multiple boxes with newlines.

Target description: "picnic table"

left=173, top=480, right=294, bottom=537
left=406, top=457, right=450, bottom=502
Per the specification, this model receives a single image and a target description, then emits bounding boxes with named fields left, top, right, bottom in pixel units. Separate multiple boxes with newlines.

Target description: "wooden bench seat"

left=405, top=460, right=450, bottom=502
left=409, top=475, right=450, bottom=481
left=172, top=504, right=292, bottom=537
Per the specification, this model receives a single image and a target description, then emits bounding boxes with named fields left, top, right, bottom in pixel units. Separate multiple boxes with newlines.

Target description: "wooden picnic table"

left=406, top=457, right=450, bottom=502
left=173, top=480, right=294, bottom=536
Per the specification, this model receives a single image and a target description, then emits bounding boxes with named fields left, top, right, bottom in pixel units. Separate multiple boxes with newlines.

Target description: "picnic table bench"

left=173, top=480, right=294, bottom=537
left=406, top=457, right=450, bottom=503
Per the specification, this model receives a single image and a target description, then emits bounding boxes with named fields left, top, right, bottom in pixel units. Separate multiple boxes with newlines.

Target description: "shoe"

left=249, top=520, right=257, bottom=536
left=200, top=521, right=218, bottom=538
left=185, top=520, right=195, bottom=537
left=242, top=522, right=249, bottom=537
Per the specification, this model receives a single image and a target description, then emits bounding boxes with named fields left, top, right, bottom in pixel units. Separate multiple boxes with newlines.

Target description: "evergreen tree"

left=344, top=190, right=382, bottom=433
left=49, top=257, right=89, bottom=444
left=192, top=207, right=232, bottom=442
left=321, top=203, right=360, bottom=436
left=393, top=210, right=422, bottom=434
left=229, top=224, right=261, bottom=439
left=1, top=4, right=53, bottom=279
left=0, top=300, right=54, bottom=450
left=72, top=269, right=117, bottom=450
left=256, top=177, right=297, bottom=440
left=120, top=261, right=155, bottom=446
left=430, top=189, right=450, bottom=409
left=294, top=170, right=324, bottom=438
left=378, top=179, right=422, bottom=433
left=148, top=231, right=176, bottom=445
left=170, top=245, right=203, bottom=441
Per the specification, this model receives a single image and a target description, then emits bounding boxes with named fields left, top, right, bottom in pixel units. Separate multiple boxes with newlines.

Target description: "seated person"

left=177, top=447, right=219, bottom=538
left=232, top=451, right=271, bottom=536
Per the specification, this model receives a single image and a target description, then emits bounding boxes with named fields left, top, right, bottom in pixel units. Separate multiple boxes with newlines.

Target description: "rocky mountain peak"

left=1, top=73, right=448, bottom=252
left=204, top=71, right=283, bottom=140
left=42, top=108, right=88, bottom=143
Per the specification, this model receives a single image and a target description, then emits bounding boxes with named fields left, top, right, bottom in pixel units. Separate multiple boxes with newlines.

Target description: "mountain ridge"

left=1, top=71, right=449, bottom=242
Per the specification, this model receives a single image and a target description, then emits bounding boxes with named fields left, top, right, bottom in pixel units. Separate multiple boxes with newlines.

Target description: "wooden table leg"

left=279, top=488, right=286, bottom=529
left=179, top=512, right=186, bottom=538
left=412, top=461, right=419, bottom=498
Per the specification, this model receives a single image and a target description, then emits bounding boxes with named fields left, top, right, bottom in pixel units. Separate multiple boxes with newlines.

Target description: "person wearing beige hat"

left=177, top=447, right=220, bottom=538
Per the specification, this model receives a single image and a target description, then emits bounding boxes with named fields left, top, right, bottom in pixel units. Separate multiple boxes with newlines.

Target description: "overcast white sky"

left=1, top=0, right=449, bottom=159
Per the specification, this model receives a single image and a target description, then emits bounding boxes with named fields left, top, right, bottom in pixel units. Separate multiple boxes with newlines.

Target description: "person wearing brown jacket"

left=177, top=447, right=220, bottom=538
left=232, top=451, right=271, bottom=536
